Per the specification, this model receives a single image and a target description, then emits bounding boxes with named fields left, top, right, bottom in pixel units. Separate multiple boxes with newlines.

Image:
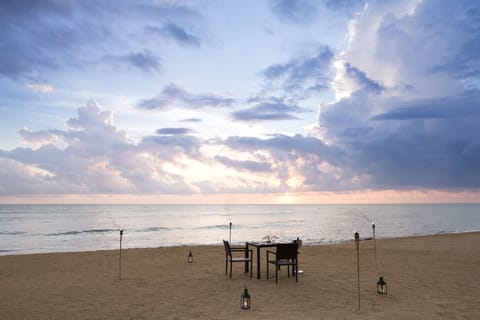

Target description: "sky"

left=1, top=0, right=479, bottom=204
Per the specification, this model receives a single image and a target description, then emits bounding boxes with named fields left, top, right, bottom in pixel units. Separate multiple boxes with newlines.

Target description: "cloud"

left=262, top=46, right=333, bottom=99
left=181, top=118, right=202, bottom=123
left=127, top=52, right=162, bottom=73
left=132, top=2, right=200, bottom=21
left=224, top=134, right=344, bottom=163
left=67, top=100, right=114, bottom=130
left=232, top=99, right=308, bottom=121
left=19, top=128, right=58, bottom=145
left=269, top=0, right=317, bottom=24
left=333, top=0, right=480, bottom=100
left=311, top=0, right=480, bottom=191
left=25, top=82, right=54, bottom=93
left=332, top=61, right=386, bottom=100
left=156, top=128, right=195, bottom=135
left=344, top=63, right=385, bottom=93
left=0, top=101, right=206, bottom=195
left=147, top=23, right=201, bottom=47
left=324, top=0, right=366, bottom=13
left=318, top=88, right=480, bottom=191
left=0, top=1, right=200, bottom=80
left=371, top=91, right=480, bottom=121
left=138, top=132, right=203, bottom=164
left=425, top=3, right=480, bottom=80
left=0, top=156, right=63, bottom=195
left=138, top=83, right=234, bottom=110
left=102, top=51, right=161, bottom=73
left=0, top=100, right=351, bottom=195
left=222, top=134, right=348, bottom=191
left=0, top=1, right=104, bottom=80
left=215, top=155, right=272, bottom=173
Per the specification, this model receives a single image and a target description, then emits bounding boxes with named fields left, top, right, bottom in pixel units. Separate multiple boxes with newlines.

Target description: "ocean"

left=1, top=204, right=479, bottom=255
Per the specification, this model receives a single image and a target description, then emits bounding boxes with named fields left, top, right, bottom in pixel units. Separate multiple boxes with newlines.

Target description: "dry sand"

left=1, top=232, right=479, bottom=319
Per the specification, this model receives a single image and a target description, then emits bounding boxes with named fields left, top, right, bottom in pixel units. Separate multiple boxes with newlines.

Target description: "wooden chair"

left=266, top=242, right=298, bottom=284
left=223, top=240, right=253, bottom=279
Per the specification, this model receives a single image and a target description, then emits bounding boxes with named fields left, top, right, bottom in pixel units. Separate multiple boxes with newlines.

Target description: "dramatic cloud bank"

left=1, top=100, right=344, bottom=195
left=320, top=0, right=480, bottom=190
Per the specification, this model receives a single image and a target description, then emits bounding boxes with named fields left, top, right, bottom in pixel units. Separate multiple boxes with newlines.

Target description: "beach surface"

left=1, top=232, right=479, bottom=319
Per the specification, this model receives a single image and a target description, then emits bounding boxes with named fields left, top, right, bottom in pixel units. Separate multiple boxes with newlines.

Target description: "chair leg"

left=267, top=261, right=269, bottom=279
left=295, top=260, right=298, bottom=282
left=250, top=260, right=252, bottom=278
left=275, top=263, right=278, bottom=284
left=225, top=259, right=228, bottom=276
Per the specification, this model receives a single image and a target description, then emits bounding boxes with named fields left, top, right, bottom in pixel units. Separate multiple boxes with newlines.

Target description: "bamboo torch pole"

left=119, top=229, right=123, bottom=280
left=372, top=222, right=377, bottom=270
left=355, top=231, right=360, bottom=310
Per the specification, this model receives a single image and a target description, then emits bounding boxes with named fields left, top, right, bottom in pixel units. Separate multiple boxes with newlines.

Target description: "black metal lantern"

left=377, top=274, right=387, bottom=294
left=240, top=287, right=251, bottom=310
left=188, top=250, right=193, bottom=263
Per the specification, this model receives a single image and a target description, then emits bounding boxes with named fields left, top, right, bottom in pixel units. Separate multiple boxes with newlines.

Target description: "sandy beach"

left=1, top=232, right=479, bottom=319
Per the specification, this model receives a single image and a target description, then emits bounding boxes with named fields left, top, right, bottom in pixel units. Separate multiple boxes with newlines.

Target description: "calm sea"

left=0, top=204, right=479, bottom=255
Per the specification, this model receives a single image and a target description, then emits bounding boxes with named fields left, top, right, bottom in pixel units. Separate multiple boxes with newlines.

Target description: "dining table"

left=245, top=241, right=278, bottom=279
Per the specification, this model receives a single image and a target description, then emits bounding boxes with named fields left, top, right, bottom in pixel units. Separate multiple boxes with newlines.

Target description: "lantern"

left=377, top=274, right=387, bottom=294
left=188, top=250, right=193, bottom=263
left=240, top=287, right=251, bottom=310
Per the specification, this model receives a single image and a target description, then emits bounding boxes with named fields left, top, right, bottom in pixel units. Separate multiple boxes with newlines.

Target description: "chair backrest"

left=275, top=243, right=298, bottom=260
left=294, top=237, right=303, bottom=252
left=223, top=240, right=232, bottom=257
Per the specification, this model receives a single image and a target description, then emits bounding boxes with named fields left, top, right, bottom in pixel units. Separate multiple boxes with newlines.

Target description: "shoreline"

left=1, top=232, right=479, bottom=319
left=2, top=230, right=480, bottom=257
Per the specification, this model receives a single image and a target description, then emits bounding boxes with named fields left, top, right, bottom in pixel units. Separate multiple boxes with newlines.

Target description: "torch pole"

left=372, top=222, right=377, bottom=270
left=355, top=231, right=360, bottom=310
left=119, top=229, right=123, bottom=280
